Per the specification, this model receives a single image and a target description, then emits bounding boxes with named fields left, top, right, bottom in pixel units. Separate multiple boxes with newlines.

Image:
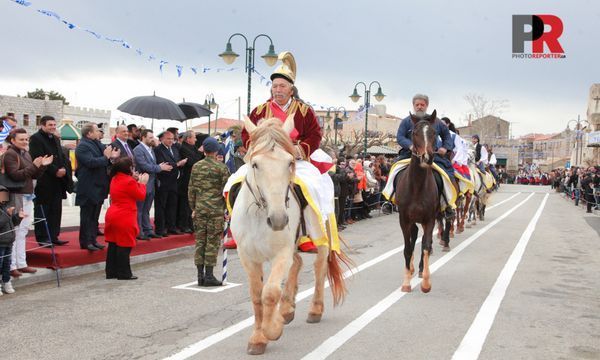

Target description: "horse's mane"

left=245, top=118, right=296, bottom=162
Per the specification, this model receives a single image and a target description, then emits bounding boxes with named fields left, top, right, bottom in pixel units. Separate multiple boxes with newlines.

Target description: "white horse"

left=230, top=115, right=349, bottom=355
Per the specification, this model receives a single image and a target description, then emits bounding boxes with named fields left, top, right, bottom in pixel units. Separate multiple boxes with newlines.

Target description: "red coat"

left=104, top=173, right=146, bottom=247
left=242, top=99, right=322, bottom=157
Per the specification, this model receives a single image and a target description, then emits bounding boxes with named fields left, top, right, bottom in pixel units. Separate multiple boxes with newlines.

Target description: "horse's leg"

left=464, top=193, right=472, bottom=228
left=261, top=250, right=293, bottom=341
left=436, top=217, right=443, bottom=240
left=280, top=253, right=302, bottom=325
left=421, top=220, right=435, bottom=293
left=401, top=222, right=416, bottom=292
left=240, top=258, right=268, bottom=355
left=442, top=217, right=451, bottom=252
left=418, top=238, right=424, bottom=278
left=307, top=245, right=328, bottom=323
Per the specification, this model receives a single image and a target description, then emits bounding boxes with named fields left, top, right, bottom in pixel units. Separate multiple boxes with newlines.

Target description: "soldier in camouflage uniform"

left=188, top=137, right=230, bottom=286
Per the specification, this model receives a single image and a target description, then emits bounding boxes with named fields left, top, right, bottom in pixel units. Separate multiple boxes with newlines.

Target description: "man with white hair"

left=382, top=94, right=457, bottom=218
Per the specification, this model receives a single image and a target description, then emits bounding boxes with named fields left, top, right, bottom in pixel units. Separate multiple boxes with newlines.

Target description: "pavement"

left=3, top=185, right=599, bottom=360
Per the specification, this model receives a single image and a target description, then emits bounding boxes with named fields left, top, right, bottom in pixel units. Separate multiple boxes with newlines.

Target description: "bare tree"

left=463, top=93, right=509, bottom=123
left=322, top=130, right=396, bottom=157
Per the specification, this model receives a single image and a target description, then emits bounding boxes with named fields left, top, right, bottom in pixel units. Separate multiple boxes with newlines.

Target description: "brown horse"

left=395, top=111, right=439, bottom=293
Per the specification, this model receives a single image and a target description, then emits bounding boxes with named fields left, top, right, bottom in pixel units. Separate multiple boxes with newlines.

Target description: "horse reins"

left=244, top=166, right=293, bottom=211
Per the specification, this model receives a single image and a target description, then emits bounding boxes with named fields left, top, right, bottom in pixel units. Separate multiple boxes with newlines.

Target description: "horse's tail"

left=327, top=245, right=354, bottom=307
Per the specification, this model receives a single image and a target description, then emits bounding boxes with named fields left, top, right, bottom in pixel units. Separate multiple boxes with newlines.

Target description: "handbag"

left=0, top=152, right=26, bottom=191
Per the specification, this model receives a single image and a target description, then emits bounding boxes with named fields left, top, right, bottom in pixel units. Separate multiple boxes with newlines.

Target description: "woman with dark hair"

left=104, top=157, right=148, bottom=280
left=3, top=128, right=53, bottom=279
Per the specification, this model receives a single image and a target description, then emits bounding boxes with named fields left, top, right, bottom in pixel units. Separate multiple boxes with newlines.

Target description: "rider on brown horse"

left=395, top=94, right=458, bottom=218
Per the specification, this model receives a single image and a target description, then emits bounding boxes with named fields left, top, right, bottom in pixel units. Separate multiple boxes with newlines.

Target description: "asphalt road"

left=2, top=185, right=599, bottom=360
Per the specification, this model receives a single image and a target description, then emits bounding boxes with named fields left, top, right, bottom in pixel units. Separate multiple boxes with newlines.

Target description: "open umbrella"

left=178, top=102, right=213, bottom=119
left=117, top=94, right=186, bottom=121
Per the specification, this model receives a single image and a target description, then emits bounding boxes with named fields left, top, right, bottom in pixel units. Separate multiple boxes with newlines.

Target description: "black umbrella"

left=117, top=94, right=187, bottom=121
left=178, top=102, right=213, bottom=119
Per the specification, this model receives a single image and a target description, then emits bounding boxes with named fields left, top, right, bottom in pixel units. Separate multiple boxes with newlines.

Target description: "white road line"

left=301, top=193, right=535, bottom=360
left=451, top=193, right=549, bottom=360
left=172, top=281, right=242, bottom=293
left=163, top=191, right=525, bottom=360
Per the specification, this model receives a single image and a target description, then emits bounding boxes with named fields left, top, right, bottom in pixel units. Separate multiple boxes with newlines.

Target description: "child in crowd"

left=0, top=185, right=24, bottom=295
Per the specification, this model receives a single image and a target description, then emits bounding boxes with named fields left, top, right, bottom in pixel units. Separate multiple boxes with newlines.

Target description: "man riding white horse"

left=383, top=94, right=458, bottom=218
left=224, top=51, right=338, bottom=254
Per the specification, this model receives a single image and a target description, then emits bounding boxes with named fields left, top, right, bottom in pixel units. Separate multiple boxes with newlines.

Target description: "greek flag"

left=0, top=121, right=13, bottom=143
left=223, top=130, right=236, bottom=173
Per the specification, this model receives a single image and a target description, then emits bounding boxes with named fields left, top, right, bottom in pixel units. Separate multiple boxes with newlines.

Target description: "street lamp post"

left=349, top=81, right=385, bottom=158
left=204, top=94, right=217, bottom=136
left=219, top=33, right=278, bottom=115
left=567, top=115, right=590, bottom=166
left=325, top=106, right=348, bottom=148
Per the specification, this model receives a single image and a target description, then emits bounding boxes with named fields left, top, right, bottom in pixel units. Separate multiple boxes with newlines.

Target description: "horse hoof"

left=247, top=343, right=267, bottom=355
left=306, top=313, right=322, bottom=324
left=282, top=312, right=295, bottom=325
left=401, top=285, right=412, bottom=292
left=442, top=246, right=451, bottom=252
left=418, top=272, right=423, bottom=278
left=421, top=285, right=431, bottom=293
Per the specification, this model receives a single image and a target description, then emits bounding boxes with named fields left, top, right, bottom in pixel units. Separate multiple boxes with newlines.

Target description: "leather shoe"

left=137, top=235, right=150, bottom=241
left=167, top=229, right=183, bottom=235
left=86, top=244, right=100, bottom=251
left=93, top=243, right=106, bottom=250
left=17, top=267, right=37, bottom=274
left=52, top=239, right=69, bottom=246
left=182, top=228, right=194, bottom=234
left=148, top=233, right=162, bottom=239
left=118, top=276, right=138, bottom=280
left=10, top=269, right=22, bottom=277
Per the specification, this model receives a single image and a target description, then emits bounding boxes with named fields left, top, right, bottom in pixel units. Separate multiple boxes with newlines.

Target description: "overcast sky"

left=1, top=0, right=598, bottom=135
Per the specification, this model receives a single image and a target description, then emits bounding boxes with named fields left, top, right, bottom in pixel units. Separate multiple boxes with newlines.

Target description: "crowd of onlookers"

left=551, top=166, right=600, bottom=213
left=0, top=114, right=240, bottom=293
left=329, top=154, right=392, bottom=231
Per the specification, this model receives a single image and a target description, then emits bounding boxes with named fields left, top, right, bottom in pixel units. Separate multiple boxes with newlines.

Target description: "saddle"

left=393, top=167, right=444, bottom=205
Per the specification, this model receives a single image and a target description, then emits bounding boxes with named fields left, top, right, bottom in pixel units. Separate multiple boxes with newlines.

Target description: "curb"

left=12, top=245, right=195, bottom=288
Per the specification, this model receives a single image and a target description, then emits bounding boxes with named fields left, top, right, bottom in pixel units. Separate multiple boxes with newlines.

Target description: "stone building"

left=0, top=94, right=111, bottom=142
left=582, top=83, right=600, bottom=165
left=456, top=115, right=519, bottom=172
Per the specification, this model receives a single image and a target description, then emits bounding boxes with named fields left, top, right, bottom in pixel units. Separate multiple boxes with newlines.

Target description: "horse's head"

left=243, top=115, right=296, bottom=231
left=410, top=109, right=437, bottom=166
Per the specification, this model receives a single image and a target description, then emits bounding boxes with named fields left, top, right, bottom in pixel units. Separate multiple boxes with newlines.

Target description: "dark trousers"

left=34, top=194, right=63, bottom=244
left=137, top=191, right=155, bottom=236
left=105, top=242, right=132, bottom=279
left=94, top=203, right=103, bottom=232
left=338, top=192, right=348, bottom=225
left=176, top=189, right=193, bottom=231
left=154, top=188, right=177, bottom=234
left=0, top=246, right=12, bottom=283
left=79, top=202, right=101, bottom=248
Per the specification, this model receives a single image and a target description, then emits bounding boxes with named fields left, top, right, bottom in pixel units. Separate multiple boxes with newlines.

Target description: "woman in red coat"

left=104, top=157, right=148, bottom=280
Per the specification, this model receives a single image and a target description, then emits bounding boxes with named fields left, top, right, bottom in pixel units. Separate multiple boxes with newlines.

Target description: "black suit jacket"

left=111, top=139, right=134, bottom=161
left=28, top=129, right=67, bottom=203
left=74, top=137, right=109, bottom=205
left=127, top=138, right=140, bottom=150
left=177, top=142, right=203, bottom=193
left=154, top=144, right=180, bottom=191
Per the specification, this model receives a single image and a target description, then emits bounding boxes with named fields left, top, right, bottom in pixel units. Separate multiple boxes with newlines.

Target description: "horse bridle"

left=411, top=148, right=431, bottom=164
left=244, top=166, right=293, bottom=211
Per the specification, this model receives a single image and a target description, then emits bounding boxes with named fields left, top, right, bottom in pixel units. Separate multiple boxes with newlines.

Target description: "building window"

left=23, top=114, right=29, bottom=126
left=7, top=112, right=15, bottom=118
left=36, top=115, right=41, bottom=126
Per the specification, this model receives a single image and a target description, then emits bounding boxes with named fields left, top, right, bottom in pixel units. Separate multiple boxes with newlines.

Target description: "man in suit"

left=133, top=129, right=173, bottom=239
left=75, top=123, right=120, bottom=251
left=154, top=131, right=187, bottom=236
left=127, top=124, right=141, bottom=150
left=176, top=130, right=203, bottom=233
left=111, top=125, right=135, bottom=162
left=28, top=116, right=69, bottom=246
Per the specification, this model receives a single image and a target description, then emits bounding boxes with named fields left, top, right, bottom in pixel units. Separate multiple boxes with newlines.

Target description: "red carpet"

left=26, top=229, right=195, bottom=269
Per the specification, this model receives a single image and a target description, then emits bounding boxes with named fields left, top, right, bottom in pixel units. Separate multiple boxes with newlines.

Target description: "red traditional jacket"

left=242, top=98, right=322, bottom=157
